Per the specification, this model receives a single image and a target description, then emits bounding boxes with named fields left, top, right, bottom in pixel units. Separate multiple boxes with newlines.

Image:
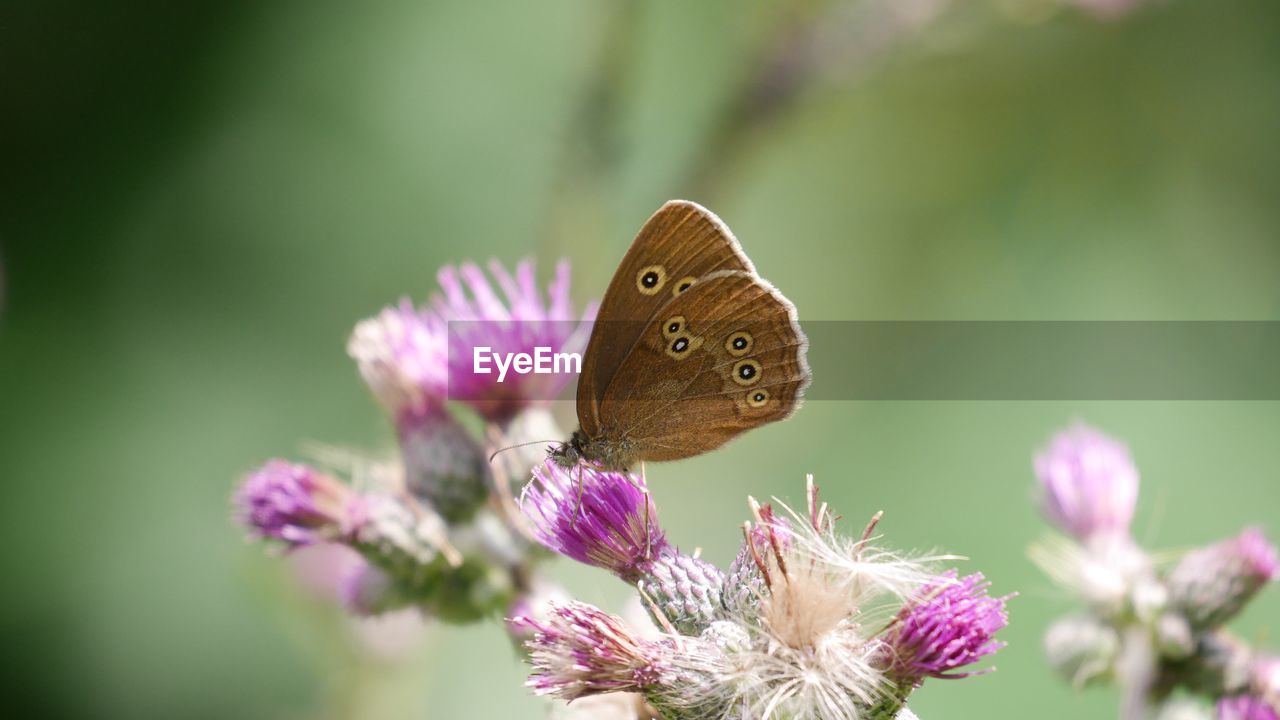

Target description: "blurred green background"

left=2, top=0, right=1278, bottom=718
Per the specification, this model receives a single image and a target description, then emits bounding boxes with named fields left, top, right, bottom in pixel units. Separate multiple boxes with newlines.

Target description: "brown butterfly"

left=551, top=200, right=810, bottom=472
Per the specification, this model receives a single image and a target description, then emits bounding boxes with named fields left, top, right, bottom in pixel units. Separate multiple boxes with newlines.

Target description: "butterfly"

left=551, top=200, right=810, bottom=472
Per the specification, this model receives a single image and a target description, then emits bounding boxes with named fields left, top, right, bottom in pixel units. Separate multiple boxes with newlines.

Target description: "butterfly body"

left=556, top=200, right=810, bottom=472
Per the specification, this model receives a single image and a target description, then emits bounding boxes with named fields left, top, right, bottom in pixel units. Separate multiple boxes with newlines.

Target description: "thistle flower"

left=1031, top=423, right=1280, bottom=719
left=1218, top=695, right=1280, bottom=720
left=513, top=477, right=1008, bottom=720
left=234, top=460, right=365, bottom=548
left=1034, top=424, right=1140, bottom=540
left=518, top=601, right=672, bottom=700
left=709, top=481, right=957, bottom=720
left=521, top=460, right=666, bottom=581
left=434, top=259, right=596, bottom=423
left=1167, top=528, right=1279, bottom=630
left=881, top=571, right=1012, bottom=683
left=348, top=299, right=448, bottom=424
left=348, top=258, right=596, bottom=424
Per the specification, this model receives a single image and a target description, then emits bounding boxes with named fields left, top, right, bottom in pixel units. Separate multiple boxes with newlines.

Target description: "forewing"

left=576, top=200, right=755, bottom=433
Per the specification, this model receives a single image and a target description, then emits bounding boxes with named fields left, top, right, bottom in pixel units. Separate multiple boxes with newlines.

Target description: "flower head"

left=1218, top=695, right=1280, bottom=720
left=348, top=299, right=448, bottom=424
left=521, top=460, right=666, bottom=581
left=435, top=259, right=596, bottom=422
left=234, top=460, right=364, bottom=548
left=1035, top=424, right=1140, bottom=540
left=348, top=258, right=595, bottom=424
left=882, top=571, right=1012, bottom=682
left=1167, top=527, right=1279, bottom=630
left=517, top=601, right=671, bottom=701
left=1235, top=529, right=1280, bottom=580
left=511, top=476, right=1011, bottom=720
left=709, top=479, right=953, bottom=719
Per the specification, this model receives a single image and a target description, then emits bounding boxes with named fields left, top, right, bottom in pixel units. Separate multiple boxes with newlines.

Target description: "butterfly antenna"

left=487, top=439, right=558, bottom=465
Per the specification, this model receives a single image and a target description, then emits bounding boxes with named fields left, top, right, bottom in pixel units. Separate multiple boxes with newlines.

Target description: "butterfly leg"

left=639, top=461, right=652, bottom=560
left=569, top=462, right=586, bottom=529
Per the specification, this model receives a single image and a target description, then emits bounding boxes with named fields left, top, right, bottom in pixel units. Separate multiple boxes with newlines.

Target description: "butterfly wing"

left=594, top=270, right=810, bottom=463
left=577, top=200, right=756, bottom=435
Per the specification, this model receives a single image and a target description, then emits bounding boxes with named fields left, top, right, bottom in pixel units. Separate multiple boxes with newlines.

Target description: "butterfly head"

left=549, top=430, right=586, bottom=468
left=550, top=429, right=635, bottom=473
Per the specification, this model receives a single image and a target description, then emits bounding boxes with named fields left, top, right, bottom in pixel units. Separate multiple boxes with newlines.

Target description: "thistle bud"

left=1034, top=424, right=1140, bottom=541
left=1167, top=528, right=1279, bottom=631
left=638, top=548, right=725, bottom=636
left=234, top=460, right=365, bottom=549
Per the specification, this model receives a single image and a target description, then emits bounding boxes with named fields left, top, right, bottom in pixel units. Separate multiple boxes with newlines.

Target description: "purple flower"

left=348, top=299, right=449, bottom=424
left=435, top=259, right=595, bottom=422
left=515, top=601, right=668, bottom=701
left=234, top=460, right=365, bottom=548
left=1167, top=527, right=1279, bottom=630
left=882, top=571, right=1012, bottom=682
left=1035, top=424, right=1140, bottom=540
left=350, top=258, right=596, bottom=425
left=521, top=460, right=666, bottom=581
left=1236, top=528, right=1280, bottom=581
left=1218, top=695, right=1280, bottom=720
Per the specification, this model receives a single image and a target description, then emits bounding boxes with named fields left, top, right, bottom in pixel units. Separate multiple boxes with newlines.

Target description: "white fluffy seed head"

left=688, top=499, right=949, bottom=720
left=770, top=499, right=949, bottom=608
